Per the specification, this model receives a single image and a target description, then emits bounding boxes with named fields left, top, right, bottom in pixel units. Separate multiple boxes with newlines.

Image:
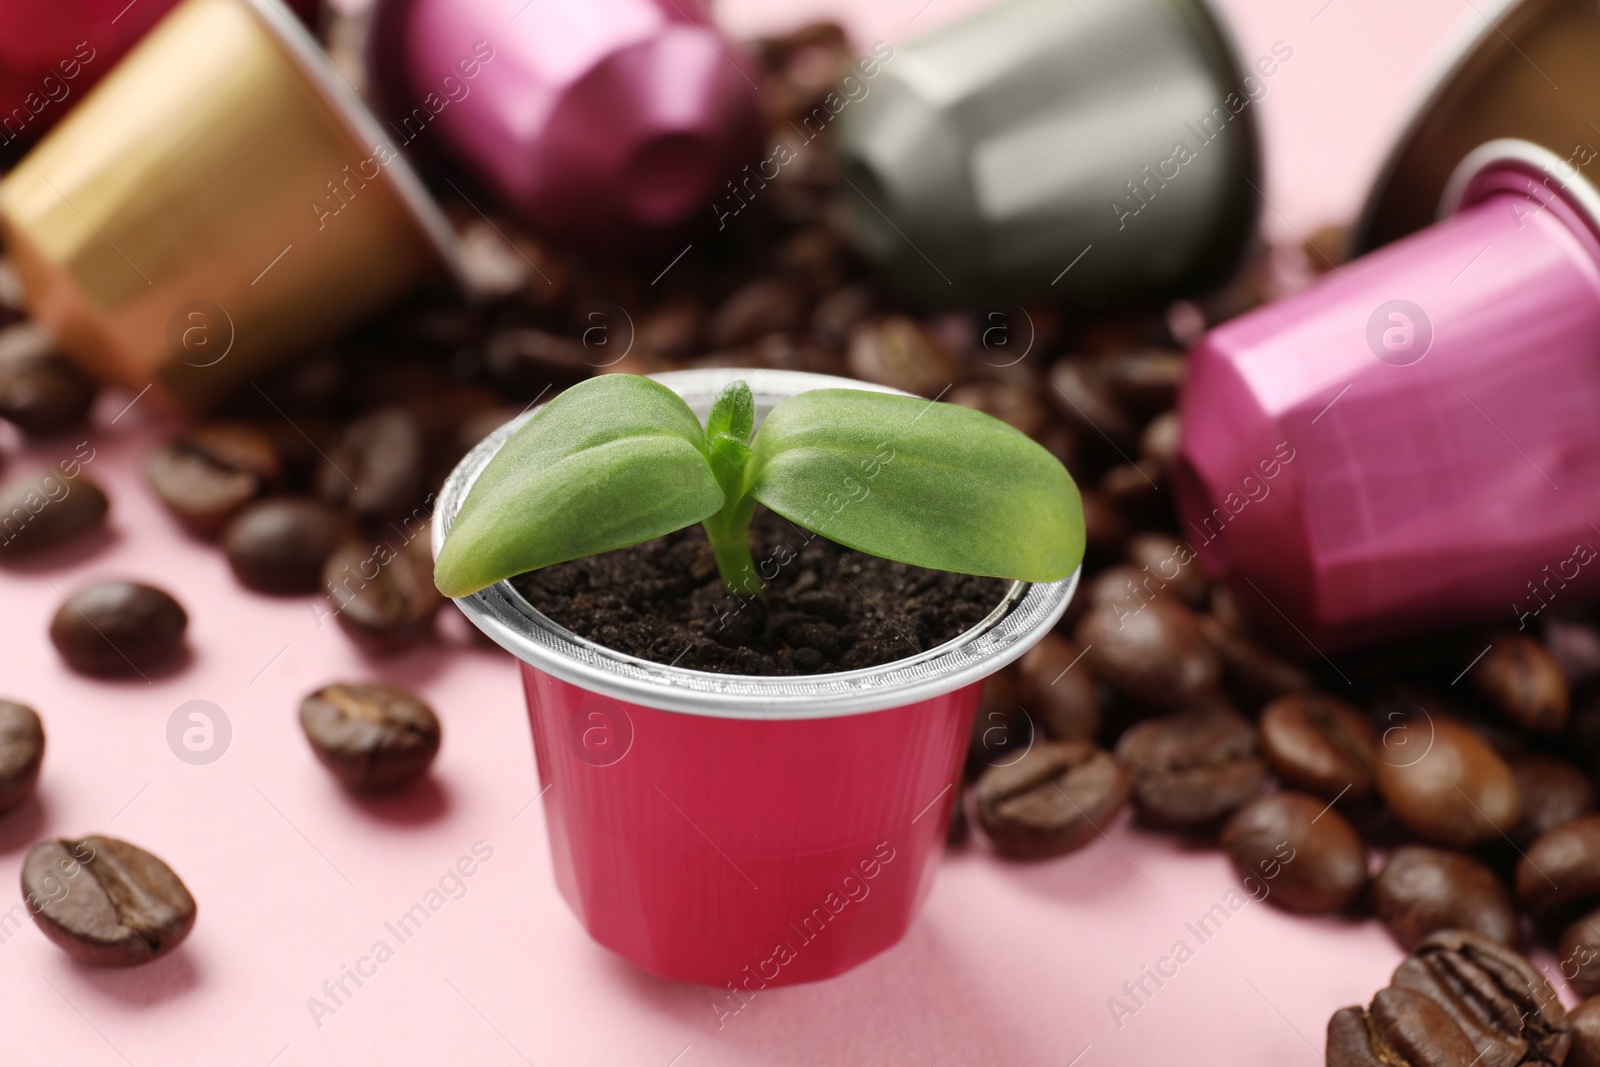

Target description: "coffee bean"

left=1327, top=987, right=1480, bottom=1067
left=1200, top=615, right=1315, bottom=709
left=485, top=327, right=592, bottom=390
left=1511, top=751, right=1595, bottom=844
left=49, top=581, right=186, bottom=675
left=0, top=325, right=96, bottom=435
left=1517, top=814, right=1600, bottom=916
left=1372, top=845, right=1517, bottom=951
left=1047, top=359, right=1137, bottom=451
left=146, top=422, right=282, bottom=536
left=1469, top=634, right=1570, bottom=736
left=975, top=740, right=1128, bottom=858
left=1221, top=792, right=1366, bottom=913
left=0, top=468, right=108, bottom=556
left=847, top=315, right=963, bottom=398
left=1559, top=907, right=1600, bottom=997
left=224, top=498, right=354, bottom=594
left=322, top=533, right=442, bottom=654
left=1125, top=532, right=1206, bottom=606
left=946, top=381, right=1048, bottom=439
left=810, top=283, right=875, bottom=348
left=1015, top=632, right=1100, bottom=741
left=1545, top=617, right=1600, bottom=690
left=967, top=668, right=1032, bottom=773
left=1114, top=705, right=1265, bottom=827
left=635, top=299, right=704, bottom=360
left=1572, top=997, right=1600, bottom=1067
left=1104, top=348, right=1186, bottom=415
left=1390, top=929, right=1569, bottom=1067
left=709, top=277, right=807, bottom=348
left=1259, top=693, right=1379, bottom=801
left=21, top=836, right=196, bottom=966
left=1374, top=714, right=1521, bottom=848
left=316, top=407, right=427, bottom=523
left=299, top=683, right=441, bottom=791
left=1098, top=460, right=1165, bottom=520
left=0, top=701, right=43, bottom=815
left=1079, top=488, right=1128, bottom=560
left=1075, top=597, right=1221, bottom=709
left=1139, top=410, right=1181, bottom=469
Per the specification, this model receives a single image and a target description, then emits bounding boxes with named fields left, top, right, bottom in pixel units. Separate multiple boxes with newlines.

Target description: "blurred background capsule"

left=835, top=0, right=1262, bottom=306
left=365, top=0, right=764, bottom=253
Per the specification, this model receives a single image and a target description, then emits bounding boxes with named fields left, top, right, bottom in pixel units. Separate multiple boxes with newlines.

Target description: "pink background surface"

left=0, top=1, right=1546, bottom=1065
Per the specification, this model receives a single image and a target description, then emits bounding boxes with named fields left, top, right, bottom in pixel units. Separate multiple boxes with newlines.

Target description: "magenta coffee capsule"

left=1176, top=139, right=1600, bottom=650
left=366, top=0, right=763, bottom=251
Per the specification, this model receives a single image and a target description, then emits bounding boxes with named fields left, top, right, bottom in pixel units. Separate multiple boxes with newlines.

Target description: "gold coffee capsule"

left=0, top=0, right=459, bottom=412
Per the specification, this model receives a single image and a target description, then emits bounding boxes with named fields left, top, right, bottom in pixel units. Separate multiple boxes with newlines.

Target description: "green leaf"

left=745, top=389, right=1084, bottom=583
left=434, top=375, right=725, bottom=597
left=705, top=380, right=754, bottom=443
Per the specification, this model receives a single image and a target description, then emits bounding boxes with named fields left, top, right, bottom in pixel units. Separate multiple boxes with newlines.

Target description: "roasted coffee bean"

left=224, top=498, right=354, bottom=595
left=1326, top=987, right=1480, bottom=1067
left=0, top=701, right=43, bottom=815
left=1374, top=714, right=1521, bottom=848
left=322, top=533, right=442, bottom=654
left=967, top=668, right=1033, bottom=773
left=1139, top=410, right=1181, bottom=469
left=146, top=422, right=282, bottom=536
left=1079, top=488, right=1128, bottom=559
left=636, top=299, right=705, bottom=360
left=1015, top=632, right=1100, bottom=741
left=49, top=581, right=186, bottom=675
left=946, top=381, right=1048, bottom=439
left=847, top=315, right=963, bottom=398
left=1372, top=845, right=1517, bottom=951
left=1104, top=349, right=1186, bottom=415
left=1259, top=693, right=1379, bottom=801
left=1114, top=705, right=1265, bottom=827
left=1098, top=460, right=1165, bottom=519
left=300, top=683, right=441, bottom=791
left=1125, top=532, right=1206, bottom=606
left=708, top=277, right=807, bottom=347
left=1469, top=633, right=1570, bottom=736
left=1200, top=615, right=1315, bottom=709
left=1546, top=617, right=1600, bottom=690
left=21, top=836, right=196, bottom=966
left=1390, top=929, right=1569, bottom=1067
left=485, top=327, right=592, bottom=389
left=0, top=467, right=108, bottom=556
left=1572, top=997, right=1600, bottom=1067
left=316, top=407, right=427, bottom=522
left=810, top=283, right=875, bottom=347
left=1511, top=751, right=1596, bottom=844
left=1517, top=814, right=1600, bottom=915
left=0, top=325, right=96, bottom=435
left=1075, top=597, right=1220, bottom=709
left=1559, top=907, right=1600, bottom=997
left=1222, top=792, right=1366, bottom=913
left=1047, top=359, right=1137, bottom=451
left=975, top=740, right=1128, bottom=859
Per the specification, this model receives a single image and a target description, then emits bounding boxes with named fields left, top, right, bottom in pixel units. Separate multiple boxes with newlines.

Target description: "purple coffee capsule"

left=367, top=0, right=763, bottom=251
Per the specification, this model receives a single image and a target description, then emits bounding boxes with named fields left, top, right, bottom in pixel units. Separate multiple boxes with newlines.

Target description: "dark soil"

left=511, top=508, right=1010, bottom=675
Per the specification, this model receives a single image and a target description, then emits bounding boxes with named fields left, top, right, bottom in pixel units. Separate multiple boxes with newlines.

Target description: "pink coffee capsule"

left=0, top=0, right=316, bottom=155
left=366, top=0, right=763, bottom=251
left=1176, top=139, right=1600, bottom=651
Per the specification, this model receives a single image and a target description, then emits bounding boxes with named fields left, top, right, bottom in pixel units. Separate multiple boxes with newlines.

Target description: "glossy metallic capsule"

left=836, top=0, right=1264, bottom=305
left=1356, top=0, right=1600, bottom=252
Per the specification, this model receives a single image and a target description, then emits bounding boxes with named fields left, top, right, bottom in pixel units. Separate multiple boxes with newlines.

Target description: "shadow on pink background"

left=0, top=2, right=1515, bottom=1065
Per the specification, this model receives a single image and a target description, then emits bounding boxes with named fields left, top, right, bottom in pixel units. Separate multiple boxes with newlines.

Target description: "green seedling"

left=434, top=375, right=1084, bottom=599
